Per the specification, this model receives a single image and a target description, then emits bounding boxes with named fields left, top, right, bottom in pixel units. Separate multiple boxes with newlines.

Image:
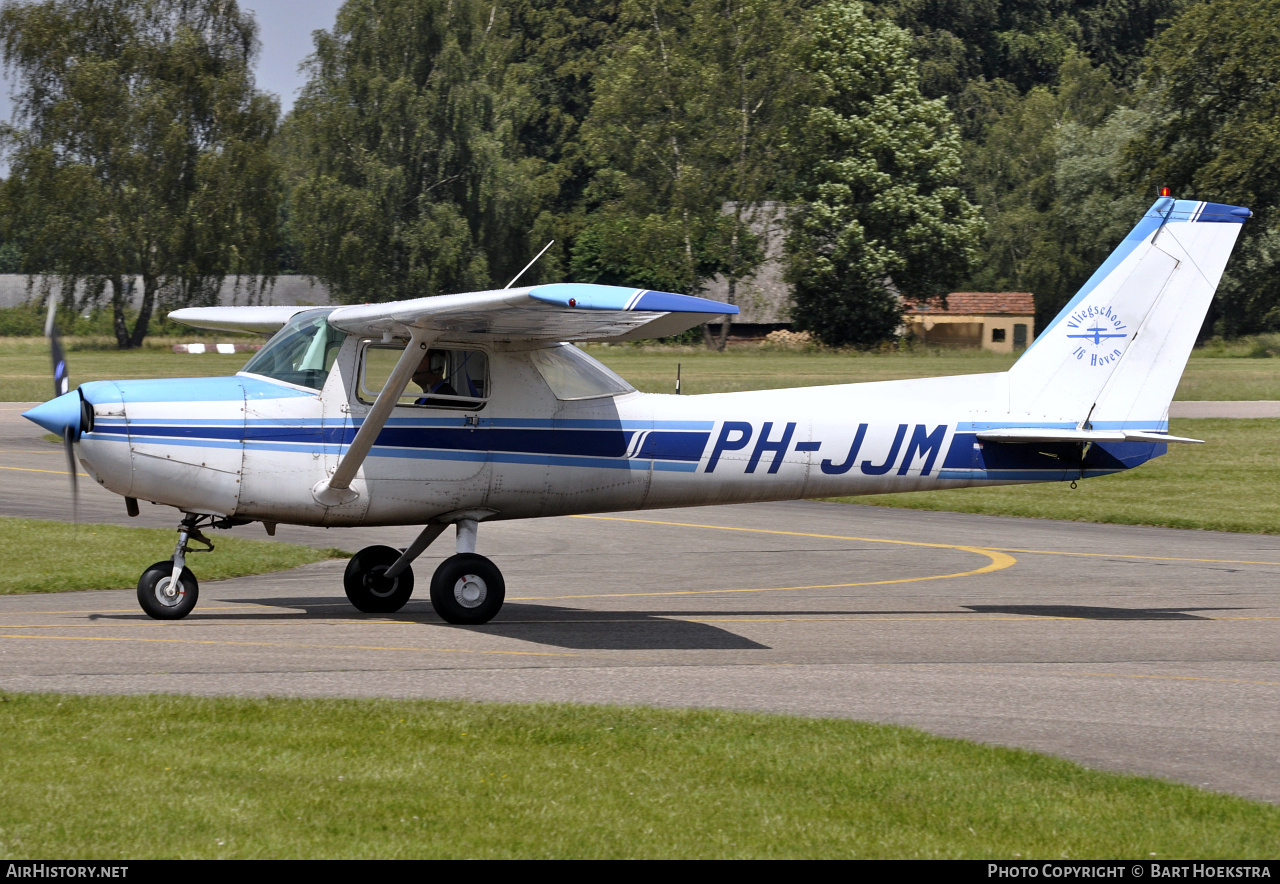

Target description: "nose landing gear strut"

left=136, top=513, right=214, bottom=620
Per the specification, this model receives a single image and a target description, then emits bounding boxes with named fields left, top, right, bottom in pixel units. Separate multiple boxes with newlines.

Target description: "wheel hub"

left=453, top=574, right=487, bottom=608
left=154, top=577, right=184, bottom=607
left=363, top=568, right=398, bottom=598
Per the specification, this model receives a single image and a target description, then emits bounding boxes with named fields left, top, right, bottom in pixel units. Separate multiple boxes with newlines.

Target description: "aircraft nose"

left=23, top=390, right=83, bottom=437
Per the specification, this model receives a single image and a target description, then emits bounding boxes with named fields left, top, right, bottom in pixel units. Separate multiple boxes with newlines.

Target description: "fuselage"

left=70, top=333, right=1167, bottom=528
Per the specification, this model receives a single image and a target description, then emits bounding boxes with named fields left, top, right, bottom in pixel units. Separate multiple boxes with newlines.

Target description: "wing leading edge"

left=169, top=283, right=737, bottom=343
left=325, top=283, right=736, bottom=343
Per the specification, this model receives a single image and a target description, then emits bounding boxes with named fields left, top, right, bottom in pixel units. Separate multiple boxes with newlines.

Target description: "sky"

left=240, top=0, right=347, bottom=114
left=0, top=0, right=348, bottom=124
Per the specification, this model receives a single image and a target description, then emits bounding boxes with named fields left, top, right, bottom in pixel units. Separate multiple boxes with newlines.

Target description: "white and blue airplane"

left=23, top=196, right=1250, bottom=623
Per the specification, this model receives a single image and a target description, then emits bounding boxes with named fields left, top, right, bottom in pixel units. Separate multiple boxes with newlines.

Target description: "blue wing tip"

left=530, top=283, right=738, bottom=314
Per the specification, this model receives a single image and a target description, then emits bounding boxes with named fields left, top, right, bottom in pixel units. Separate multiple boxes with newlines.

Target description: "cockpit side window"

left=529, top=344, right=635, bottom=400
left=359, top=343, right=489, bottom=409
left=240, top=309, right=345, bottom=391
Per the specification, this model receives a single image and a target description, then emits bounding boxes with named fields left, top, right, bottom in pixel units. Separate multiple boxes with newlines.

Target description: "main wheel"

left=137, top=560, right=199, bottom=620
left=429, top=553, right=505, bottom=625
left=344, top=545, right=414, bottom=614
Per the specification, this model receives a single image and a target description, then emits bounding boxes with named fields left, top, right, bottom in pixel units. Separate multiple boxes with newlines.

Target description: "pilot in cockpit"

left=413, top=349, right=457, bottom=404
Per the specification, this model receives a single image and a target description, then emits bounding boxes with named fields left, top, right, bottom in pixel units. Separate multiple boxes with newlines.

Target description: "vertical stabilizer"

left=1008, top=198, right=1249, bottom=427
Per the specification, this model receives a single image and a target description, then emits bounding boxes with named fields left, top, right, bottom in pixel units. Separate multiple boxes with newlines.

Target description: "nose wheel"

left=137, top=561, right=199, bottom=620
left=137, top=513, right=212, bottom=620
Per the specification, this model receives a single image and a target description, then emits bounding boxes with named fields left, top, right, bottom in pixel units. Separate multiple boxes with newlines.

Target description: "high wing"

left=167, top=304, right=314, bottom=335
left=169, top=282, right=738, bottom=509
left=170, top=283, right=737, bottom=343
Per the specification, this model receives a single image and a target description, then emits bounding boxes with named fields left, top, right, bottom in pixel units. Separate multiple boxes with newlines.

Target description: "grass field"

left=5, top=336, right=1280, bottom=400
left=0, top=517, right=345, bottom=594
left=0, top=693, right=1275, bottom=859
left=0, top=336, right=246, bottom=401
left=845, top=418, right=1280, bottom=534
left=586, top=344, right=1280, bottom=400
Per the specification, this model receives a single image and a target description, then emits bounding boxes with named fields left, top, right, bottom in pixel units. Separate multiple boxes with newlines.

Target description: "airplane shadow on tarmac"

left=87, top=596, right=1250, bottom=648
left=963, top=604, right=1245, bottom=620
left=97, top=596, right=772, bottom=651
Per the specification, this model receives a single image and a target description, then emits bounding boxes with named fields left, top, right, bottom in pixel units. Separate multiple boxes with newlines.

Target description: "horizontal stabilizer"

left=976, top=428, right=1203, bottom=444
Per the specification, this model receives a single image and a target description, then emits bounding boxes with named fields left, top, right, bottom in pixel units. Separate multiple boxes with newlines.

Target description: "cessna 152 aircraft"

left=23, top=196, right=1250, bottom=623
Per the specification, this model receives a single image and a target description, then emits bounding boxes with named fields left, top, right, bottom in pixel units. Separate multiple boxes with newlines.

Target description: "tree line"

left=0, top=0, right=1275, bottom=349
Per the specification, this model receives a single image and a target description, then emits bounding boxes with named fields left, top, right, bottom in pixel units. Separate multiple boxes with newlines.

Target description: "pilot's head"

left=413, top=350, right=447, bottom=390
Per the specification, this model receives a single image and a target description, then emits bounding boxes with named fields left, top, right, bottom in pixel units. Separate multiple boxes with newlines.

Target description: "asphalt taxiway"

left=1, top=403, right=1278, bottom=804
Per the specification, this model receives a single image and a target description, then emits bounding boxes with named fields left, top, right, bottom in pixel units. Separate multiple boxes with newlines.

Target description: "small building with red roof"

left=903, top=292, right=1035, bottom=353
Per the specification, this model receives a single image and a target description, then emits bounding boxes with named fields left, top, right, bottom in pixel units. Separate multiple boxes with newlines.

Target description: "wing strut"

left=312, top=328, right=432, bottom=507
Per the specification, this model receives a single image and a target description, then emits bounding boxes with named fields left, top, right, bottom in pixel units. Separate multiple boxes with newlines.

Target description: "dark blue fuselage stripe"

left=99, top=424, right=712, bottom=463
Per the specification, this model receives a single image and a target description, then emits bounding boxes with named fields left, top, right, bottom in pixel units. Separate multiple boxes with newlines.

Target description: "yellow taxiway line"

left=0, top=632, right=574, bottom=657
left=529, top=515, right=1016, bottom=600
left=0, top=464, right=87, bottom=477
left=573, top=514, right=1280, bottom=568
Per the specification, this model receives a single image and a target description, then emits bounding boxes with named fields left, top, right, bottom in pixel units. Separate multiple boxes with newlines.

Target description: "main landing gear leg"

left=430, top=519, right=505, bottom=625
left=343, top=519, right=506, bottom=624
left=137, top=513, right=210, bottom=620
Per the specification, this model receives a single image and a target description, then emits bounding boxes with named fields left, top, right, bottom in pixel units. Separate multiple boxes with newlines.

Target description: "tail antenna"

left=504, top=240, right=555, bottom=289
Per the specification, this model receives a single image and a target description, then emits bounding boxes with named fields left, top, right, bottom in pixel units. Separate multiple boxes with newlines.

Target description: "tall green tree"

left=959, top=52, right=1142, bottom=330
left=500, top=0, right=624, bottom=282
left=1126, top=0, right=1280, bottom=336
left=877, top=0, right=1187, bottom=100
left=0, top=0, right=281, bottom=348
left=286, top=0, right=546, bottom=303
left=785, top=0, right=981, bottom=349
left=576, top=0, right=799, bottom=347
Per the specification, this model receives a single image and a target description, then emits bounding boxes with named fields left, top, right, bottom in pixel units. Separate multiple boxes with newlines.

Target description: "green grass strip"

left=590, top=346, right=1280, bottom=400
left=0, top=517, right=345, bottom=594
left=839, top=419, right=1280, bottom=534
left=0, top=694, right=1274, bottom=859
left=8, top=339, right=1280, bottom=400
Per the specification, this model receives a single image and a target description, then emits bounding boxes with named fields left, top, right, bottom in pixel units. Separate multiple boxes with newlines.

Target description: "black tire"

left=429, top=553, right=505, bottom=625
left=344, top=545, right=414, bottom=614
left=137, top=560, right=199, bottom=620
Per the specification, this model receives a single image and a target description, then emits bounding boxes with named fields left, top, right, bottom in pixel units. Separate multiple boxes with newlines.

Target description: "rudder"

left=1007, top=197, right=1249, bottom=428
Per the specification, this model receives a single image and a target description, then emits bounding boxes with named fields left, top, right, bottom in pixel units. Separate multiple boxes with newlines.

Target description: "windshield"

left=240, top=309, right=345, bottom=391
left=529, top=344, right=635, bottom=400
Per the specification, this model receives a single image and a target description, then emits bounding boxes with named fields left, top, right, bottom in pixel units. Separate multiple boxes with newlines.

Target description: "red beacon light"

left=1160, top=187, right=1171, bottom=197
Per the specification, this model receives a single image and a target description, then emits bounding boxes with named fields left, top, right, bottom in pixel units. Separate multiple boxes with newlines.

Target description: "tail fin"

left=1008, top=197, right=1250, bottom=427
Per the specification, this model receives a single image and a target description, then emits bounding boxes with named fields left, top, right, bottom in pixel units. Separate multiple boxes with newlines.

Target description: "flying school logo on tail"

left=1065, top=304, right=1128, bottom=368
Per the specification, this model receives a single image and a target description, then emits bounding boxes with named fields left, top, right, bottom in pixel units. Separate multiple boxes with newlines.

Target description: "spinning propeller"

left=23, top=299, right=82, bottom=519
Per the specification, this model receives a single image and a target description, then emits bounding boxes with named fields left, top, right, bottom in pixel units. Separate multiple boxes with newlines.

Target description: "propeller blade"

left=44, top=297, right=76, bottom=519
left=63, top=425, right=78, bottom=522
left=44, top=297, right=69, bottom=397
